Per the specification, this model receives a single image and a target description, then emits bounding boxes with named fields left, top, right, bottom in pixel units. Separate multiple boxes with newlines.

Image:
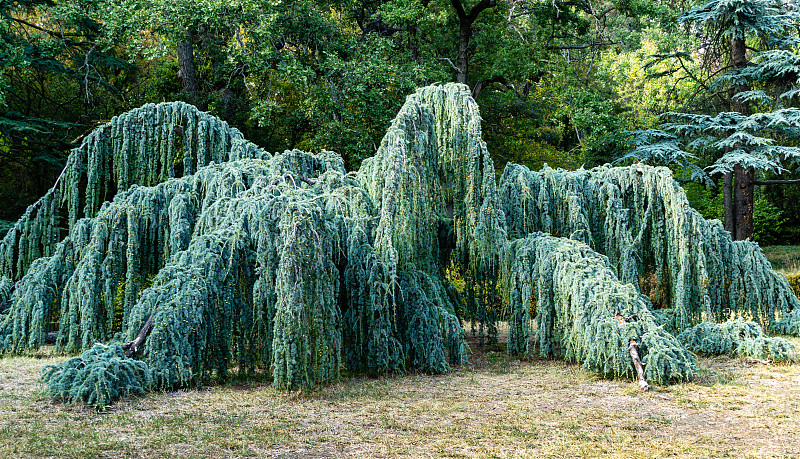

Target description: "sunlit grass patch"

left=763, top=245, right=800, bottom=275
left=1, top=340, right=799, bottom=458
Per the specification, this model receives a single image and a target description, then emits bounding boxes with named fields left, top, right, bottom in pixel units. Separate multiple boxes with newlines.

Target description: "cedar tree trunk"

left=726, top=34, right=754, bottom=240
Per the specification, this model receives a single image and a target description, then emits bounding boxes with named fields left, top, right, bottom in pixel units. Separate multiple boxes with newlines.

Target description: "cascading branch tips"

left=0, top=84, right=796, bottom=407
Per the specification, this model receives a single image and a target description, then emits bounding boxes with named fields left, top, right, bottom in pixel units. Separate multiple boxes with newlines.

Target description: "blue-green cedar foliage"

left=40, top=343, right=151, bottom=409
left=499, top=164, right=799, bottom=335
left=0, top=85, right=488, bottom=405
left=678, top=319, right=795, bottom=361
left=500, top=233, right=697, bottom=384
left=0, top=84, right=797, bottom=407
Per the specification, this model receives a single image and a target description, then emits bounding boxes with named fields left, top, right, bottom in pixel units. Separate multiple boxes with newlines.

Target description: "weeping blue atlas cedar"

left=0, top=84, right=796, bottom=408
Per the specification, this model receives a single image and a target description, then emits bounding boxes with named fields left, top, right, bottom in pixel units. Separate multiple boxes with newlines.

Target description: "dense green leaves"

left=0, top=0, right=135, bottom=221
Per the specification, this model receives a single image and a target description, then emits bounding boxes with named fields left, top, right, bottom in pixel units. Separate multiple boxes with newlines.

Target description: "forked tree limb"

left=122, top=315, right=153, bottom=357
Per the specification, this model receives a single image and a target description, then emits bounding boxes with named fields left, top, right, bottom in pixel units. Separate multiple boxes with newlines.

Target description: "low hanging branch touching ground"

left=499, top=164, right=800, bottom=334
left=677, top=319, right=796, bottom=361
left=41, top=343, right=152, bottom=409
left=501, top=233, right=696, bottom=385
left=0, top=84, right=798, bottom=407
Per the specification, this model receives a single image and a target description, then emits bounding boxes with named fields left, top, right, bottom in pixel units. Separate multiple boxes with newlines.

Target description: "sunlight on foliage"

left=0, top=84, right=798, bottom=407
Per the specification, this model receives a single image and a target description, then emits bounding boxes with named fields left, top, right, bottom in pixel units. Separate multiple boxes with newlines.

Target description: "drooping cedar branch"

left=0, top=84, right=797, bottom=409
left=499, top=164, right=799, bottom=335
left=501, top=233, right=697, bottom=385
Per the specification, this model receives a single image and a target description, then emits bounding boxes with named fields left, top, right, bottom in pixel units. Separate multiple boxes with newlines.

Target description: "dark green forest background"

left=2, top=0, right=799, bottom=244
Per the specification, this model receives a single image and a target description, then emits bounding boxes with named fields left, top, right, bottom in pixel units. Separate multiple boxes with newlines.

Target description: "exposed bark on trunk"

left=178, top=39, right=198, bottom=98
left=471, top=79, right=486, bottom=99
left=122, top=315, right=153, bottom=357
left=614, top=312, right=650, bottom=390
left=723, top=171, right=734, bottom=234
left=730, top=37, right=747, bottom=102
left=724, top=34, right=753, bottom=240
left=628, top=338, right=651, bottom=391
left=178, top=37, right=207, bottom=111
left=408, top=26, right=420, bottom=62
left=734, top=164, right=754, bottom=241
left=457, top=24, right=469, bottom=84
left=219, top=87, right=234, bottom=122
left=448, top=0, right=496, bottom=87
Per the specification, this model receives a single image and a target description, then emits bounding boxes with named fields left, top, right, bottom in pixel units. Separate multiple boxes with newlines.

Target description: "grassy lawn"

left=2, top=337, right=799, bottom=458
left=762, top=245, right=800, bottom=275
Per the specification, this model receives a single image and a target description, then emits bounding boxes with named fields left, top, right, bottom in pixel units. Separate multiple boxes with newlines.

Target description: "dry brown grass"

left=1, top=336, right=799, bottom=458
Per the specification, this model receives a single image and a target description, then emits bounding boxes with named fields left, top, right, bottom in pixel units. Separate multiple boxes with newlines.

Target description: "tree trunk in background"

left=448, top=0, right=496, bottom=87
left=734, top=164, right=754, bottom=241
left=219, top=87, right=234, bottom=122
left=725, top=34, right=754, bottom=240
left=457, top=23, right=469, bottom=84
left=178, top=37, right=207, bottom=111
left=723, top=171, right=734, bottom=234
